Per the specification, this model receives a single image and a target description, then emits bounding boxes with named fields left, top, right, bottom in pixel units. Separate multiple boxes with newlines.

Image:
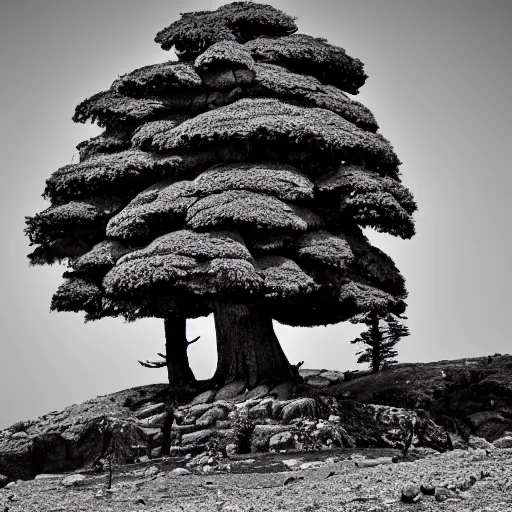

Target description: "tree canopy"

left=25, top=1, right=416, bottom=388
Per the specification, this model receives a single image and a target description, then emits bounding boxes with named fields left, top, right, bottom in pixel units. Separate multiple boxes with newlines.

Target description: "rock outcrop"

left=0, top=371, right=456, bottom=480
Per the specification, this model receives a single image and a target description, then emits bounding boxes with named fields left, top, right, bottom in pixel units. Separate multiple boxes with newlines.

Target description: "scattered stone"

left=420, top=483, right=436, bottom=495
left=434, top=487, right=460, bottom=502
left=251, top=423, right=290, bottom=452
left=328, top=415, right=341, bottom=423
left=61, top=474, right=86, bottom=487
left=171, top=468, right=191, bottom=476
left=401, top=482, right=421, bottom=503
left=215, top=381, right=246, bottom=400
left=269, top=431, right=294, bottom=451
left=144, top=466, right=160, bottom=478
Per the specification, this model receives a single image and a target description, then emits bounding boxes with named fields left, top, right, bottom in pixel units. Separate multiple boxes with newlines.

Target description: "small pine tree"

left=350, top=310, right=410, bottom=373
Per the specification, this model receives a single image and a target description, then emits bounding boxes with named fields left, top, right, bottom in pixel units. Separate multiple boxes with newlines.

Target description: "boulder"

left=299, top=370, right=322, bottom=379
left=135, top=403, right=165, bottom=419
left=493, top=435, right=512, bottom=448
left=336, top=401, right=450, bottom=451
left=181, top=429, right=215, bottom=446
left=269, top=431, right=294, bottom=451
left=249, top=400, right=274, bottom=421
left=185, top=403, right=213, bottom=419
left=468, top=435, right=495, bottom=450
left=215, top=381, right=246, bottom=400
left=316, top=424, right=355, bottom=448
left=251, top=424, right=290, bottom=452
left=138, top=412, right=167, bottom=428
left=269, top=382, right=295, bottom=400
left=196, top=407, right=227, bottom=428
left=171, top=424, right=203, bottom=435
left=245, top=385, right=270, bottom=400
left=189, top=390, right=216, bottom=406
left=281, top=398, right=317, bottom=423
left=0, top=415, right=148, bottom=481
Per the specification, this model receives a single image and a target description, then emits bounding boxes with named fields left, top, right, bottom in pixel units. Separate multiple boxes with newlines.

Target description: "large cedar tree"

left=25, top=2, right=416, bottom=389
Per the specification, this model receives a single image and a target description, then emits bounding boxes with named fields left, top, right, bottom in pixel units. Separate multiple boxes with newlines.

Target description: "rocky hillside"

left=1, top=355, right=511, bottom=483
left=322, top=354, right=512, bottom=441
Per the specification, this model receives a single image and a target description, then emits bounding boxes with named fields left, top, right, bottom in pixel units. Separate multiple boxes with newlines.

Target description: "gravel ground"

left=1, top=448, right=511, bottom=512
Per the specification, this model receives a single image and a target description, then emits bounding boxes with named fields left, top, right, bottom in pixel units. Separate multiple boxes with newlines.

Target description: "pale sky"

left=0, top=0, right=510, bottom=429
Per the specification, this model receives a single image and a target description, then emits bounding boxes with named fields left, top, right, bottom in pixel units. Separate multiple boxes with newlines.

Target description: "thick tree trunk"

left=370, top=312, right=382, bottom=374
left=164, top=317, right=196, bottom=387
left=212, top=302, right=294, bottom=388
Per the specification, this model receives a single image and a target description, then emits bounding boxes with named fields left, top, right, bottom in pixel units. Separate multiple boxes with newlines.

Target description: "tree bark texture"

left=212, top=302, right=294, bottom=388
left=164, top=317, right=196, bottom=387
left=370, top=312, right=383, bottom=374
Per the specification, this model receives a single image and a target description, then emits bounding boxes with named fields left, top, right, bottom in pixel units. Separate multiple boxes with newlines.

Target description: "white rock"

left=282, top=459, right=301, bottom=468
left=61, top=474, right=86, bottom=487
left=299, top=461, right=326, bottom=470
left=171, top=468, right=191, bottom=476
left=11, top=432, right=28, bottom=439
left=144, top=466, right=160, bottom=478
